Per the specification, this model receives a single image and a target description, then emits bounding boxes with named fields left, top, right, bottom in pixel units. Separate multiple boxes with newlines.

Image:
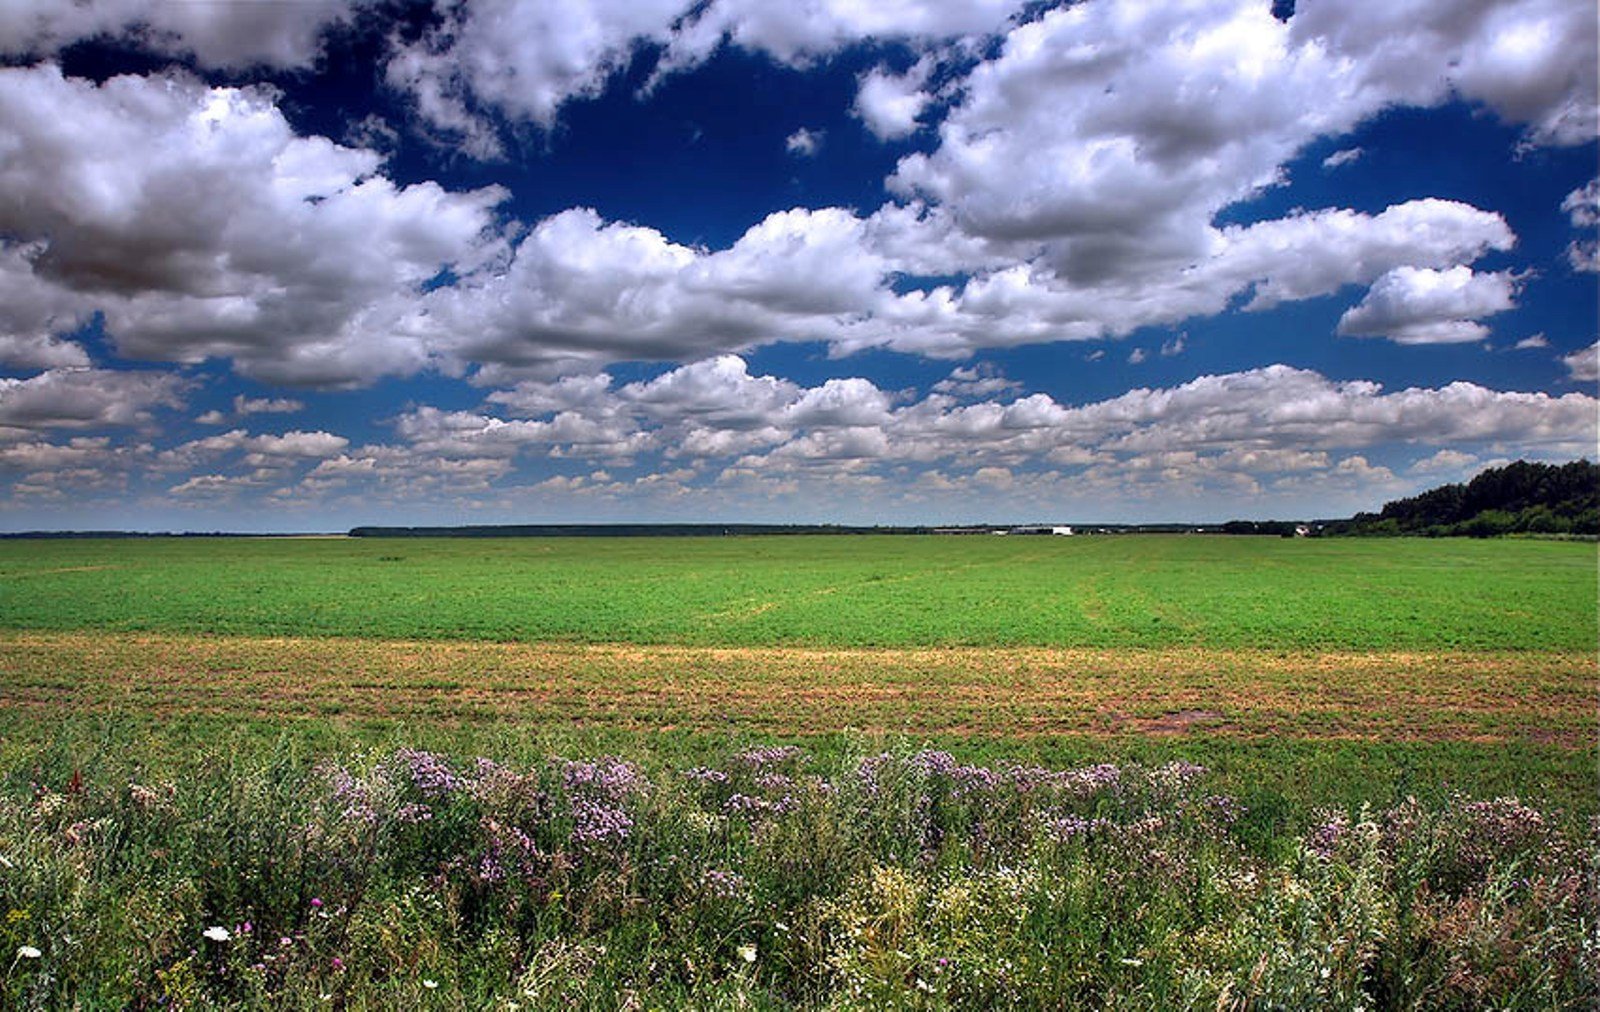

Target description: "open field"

left=1, top=534, right=1594, bottom=649
left=0, top=535, right=1592, bottom=801
left=1, top=535, right=1594, bottom=1007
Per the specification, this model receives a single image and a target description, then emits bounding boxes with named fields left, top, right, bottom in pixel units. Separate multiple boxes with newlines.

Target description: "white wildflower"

left=17, top=945, right=41, bottom=959
left=203, top=926, right=231, bottom=942
left=737, top=944, right=757, bottom=963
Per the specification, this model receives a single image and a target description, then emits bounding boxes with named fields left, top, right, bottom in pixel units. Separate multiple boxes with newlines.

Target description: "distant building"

left=1008, top=525, right=1074, bottom=536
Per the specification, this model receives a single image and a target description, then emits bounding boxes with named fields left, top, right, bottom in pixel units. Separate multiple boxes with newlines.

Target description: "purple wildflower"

left=561, top=757, right=646, bottom=802
left=732, top=745, right=804, bottom=768
left=701, top=868, right=748, bottom=900
left=395, top=749, right=463, bottom=799
left=683, top=767, right=730, bottom=784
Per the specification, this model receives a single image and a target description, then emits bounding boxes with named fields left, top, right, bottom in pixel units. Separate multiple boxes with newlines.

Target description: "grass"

left=0, top=535, right=1593, bottom=649
left=0, top=534, right=1593, bottom=1006
left=1, top=632, right=1593, bottom=813
left=1, top=740, right=1593, bottom=1009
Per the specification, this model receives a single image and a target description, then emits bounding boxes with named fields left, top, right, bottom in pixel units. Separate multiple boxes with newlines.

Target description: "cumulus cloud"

left=931, top=365, right=1021, bottom=399
left=0, top=64, right=507, bottom=386
left=1562, top=178, right=1599, bottom=272
left=0, top=369, right=186, bottom=432
left=1561, top=341, right=1599, bottom=384
left=383, top=0, right=688, bottom=156
left=1336, top=266, right=1518, bottom=345
left=887, top=0, right=1587, bottom=293
left=195, top=394, right=306, bottom=425
left=11, top=356, right=1592, bottom=518
left=1409, top=448, right=1479, bottom=475
left=418, top=206, right=895, bottom=378
left=1513, top=333, right=1549, bottom=349
left=0, top=243, right=93, bottom=369
left=854, top=57, right=934, bottom=140
left=828, top=198, right=1515, bottom=357
left=234, top=395, right=305, bottom=417
left=479, top=357, right=1598, bottom=478
left=1289, top=0, right=1598, bottom=148
left=0, top=0, right=370, bottom=69
left=784, top=127, right=823, bottom=156
left=377, top=0, right=1024, bottom=151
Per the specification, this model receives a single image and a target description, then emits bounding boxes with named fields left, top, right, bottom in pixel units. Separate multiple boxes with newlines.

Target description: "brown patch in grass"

left=1121, top=709, right=1229, bottom=735
left=0, top=631, right=1590, bottom=747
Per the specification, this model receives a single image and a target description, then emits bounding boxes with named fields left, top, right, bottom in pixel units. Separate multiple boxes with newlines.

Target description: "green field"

left=2, top=535, right=1595, bottom=1008
left=1, top=534, right=1593, bottom=649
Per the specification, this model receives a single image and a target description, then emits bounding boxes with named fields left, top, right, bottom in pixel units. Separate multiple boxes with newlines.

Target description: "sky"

left=0, top=0, right=1595, bottom=532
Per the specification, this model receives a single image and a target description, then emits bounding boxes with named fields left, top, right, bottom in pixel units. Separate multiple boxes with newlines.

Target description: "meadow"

left=0, top=534, right=1594, bottom=1008
left=0, top=534, right=1592, bottom=649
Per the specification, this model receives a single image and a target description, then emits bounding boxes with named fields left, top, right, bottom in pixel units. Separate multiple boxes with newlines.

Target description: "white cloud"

left=420, top=206, right=894, bottom=378
left=1514, top=333, right=1549, bottom=349
left=931, top=365, right=1021, bottom=399
left=234, top=395, right=304, bottom=417
left=1322, top=147, right=1363, bottom=169
left=830, top=198, right=1515, bottom=357
left=489, top=357, right=1599, bottom=478
left=1561, top=341, right=1599, bottom=383
left=1289, top=0, right=1598, bottom=148
left=854, top=57, right=934, bottom=140
left=884, top=0, right=1584, bottom=304
left=785, top=127, right=823, bottom=156
left=1562, top=179, right=1600, bottom=227
left=656, top=0, right=1026, bottom=75
left=1336, top=266, right=1518, bottom=345
left=0, top=242, right=93, bottom=369
left=1409, top=448, right=1479, bottom=475
left=0, top=64, right=507, bottom=386
left=383, top=0, right=688, bottom=156
left=0, top=368, right=186, bottom=431
left=0, top=0, right=370, bottom=69
left=1563, top=179, right=1599, bottom=272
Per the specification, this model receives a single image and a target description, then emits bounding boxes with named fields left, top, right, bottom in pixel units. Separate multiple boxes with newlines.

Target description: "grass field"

left=0, top=534, right=1593, bottom=805
left=1, top=535, right=1594, bottom=1007
left=0, top=534, right=1593, bottom=649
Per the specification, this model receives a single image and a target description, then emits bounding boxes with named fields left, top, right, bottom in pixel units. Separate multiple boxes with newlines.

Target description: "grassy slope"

left=0, top=534, right=1593, bottom=649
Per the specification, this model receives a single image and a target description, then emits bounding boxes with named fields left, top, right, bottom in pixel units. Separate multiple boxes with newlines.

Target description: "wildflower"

left=203, top=926, right=231, bottom=942
left=280, top=936, right=293, bottom=947
left=737, top=944, right=757, bottom=963
left=423, top=979, right=439, bottom=989
left=395, top=748, right=463, bottom=798
left=332, top=957, right=345, bottom=971
left=701, top=868, right=748, bottom=900
left=733, top=744, right=803, bottom=768
left=310, top=897, right=324, bottom=909
left=17, top=945, right=41, bottom=959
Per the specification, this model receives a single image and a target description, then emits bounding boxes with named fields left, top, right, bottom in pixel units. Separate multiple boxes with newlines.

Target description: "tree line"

left=1324, top=459, right=1598, bottom=537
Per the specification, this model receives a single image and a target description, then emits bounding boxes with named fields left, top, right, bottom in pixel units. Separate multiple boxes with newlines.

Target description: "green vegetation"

left=1328, top=459, right=1599, bottom=537
left=1, top=739, right=1592, bottom=1010
left=1, top=534, right=1593, bottom=649
left=1, top=535, right=1592, bottom=1006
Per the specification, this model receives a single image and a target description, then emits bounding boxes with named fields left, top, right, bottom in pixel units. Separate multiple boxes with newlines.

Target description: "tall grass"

left=1, top=742, right=1592, bottom=1009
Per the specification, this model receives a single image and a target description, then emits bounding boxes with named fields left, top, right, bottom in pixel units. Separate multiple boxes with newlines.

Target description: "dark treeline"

left=349, top=524, right=939, bottom=538
left=1325, top=459, right=1599, bottom=537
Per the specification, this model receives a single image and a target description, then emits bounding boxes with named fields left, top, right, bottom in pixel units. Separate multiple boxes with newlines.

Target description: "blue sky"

left=0, top=0, right=1594, bottom=531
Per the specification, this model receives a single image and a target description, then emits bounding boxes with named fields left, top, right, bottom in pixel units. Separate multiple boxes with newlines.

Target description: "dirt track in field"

left=0, top=632, right=1591, bottom=746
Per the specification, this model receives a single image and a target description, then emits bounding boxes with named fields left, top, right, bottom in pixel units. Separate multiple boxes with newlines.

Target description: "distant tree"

left=1329, top=459, right=1598, bottom=537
